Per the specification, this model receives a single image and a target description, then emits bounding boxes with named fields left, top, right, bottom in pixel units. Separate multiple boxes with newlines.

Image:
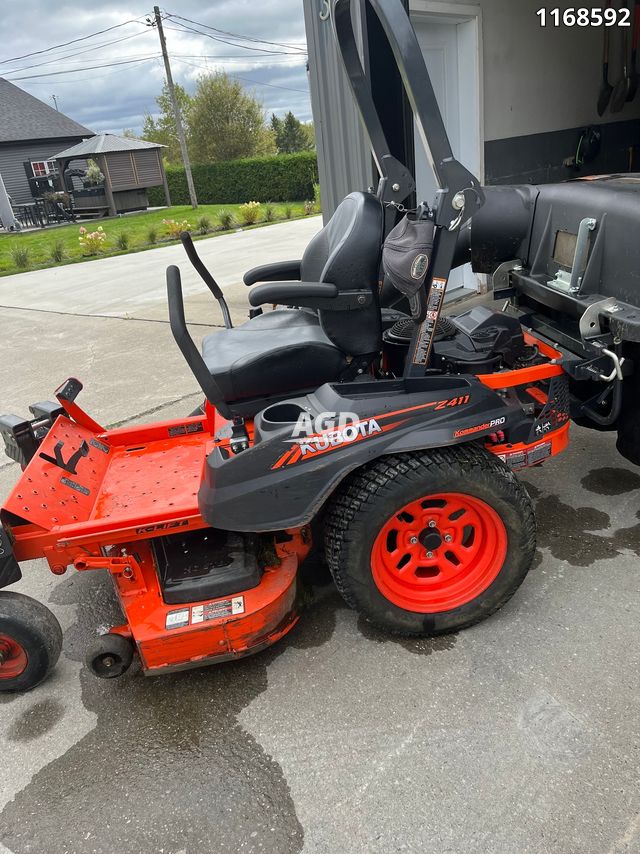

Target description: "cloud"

left=0, top=0, right=311, bottom=135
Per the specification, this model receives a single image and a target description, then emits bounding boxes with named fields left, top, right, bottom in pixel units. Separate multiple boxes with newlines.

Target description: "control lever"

left=180, top=232, right=233, bottom=329
left=166, top=265, right=232, bottom=420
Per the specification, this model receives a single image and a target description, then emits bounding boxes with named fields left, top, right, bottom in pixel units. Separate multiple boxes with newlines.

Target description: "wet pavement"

left=1, top=239, right=640, bottom=852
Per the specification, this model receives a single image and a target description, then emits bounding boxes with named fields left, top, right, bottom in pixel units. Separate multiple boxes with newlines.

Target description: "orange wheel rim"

left=371, top=492, right=508, bottom=613
left=0, top=633, right=28, bottom=679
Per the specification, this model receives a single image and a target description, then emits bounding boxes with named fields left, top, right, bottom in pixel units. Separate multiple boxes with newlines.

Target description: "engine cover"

left=431, top=305, right=527, bottom=373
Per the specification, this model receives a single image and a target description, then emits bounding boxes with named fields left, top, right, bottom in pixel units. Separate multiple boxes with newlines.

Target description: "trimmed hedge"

left=149, top=151, right=318, bottom=206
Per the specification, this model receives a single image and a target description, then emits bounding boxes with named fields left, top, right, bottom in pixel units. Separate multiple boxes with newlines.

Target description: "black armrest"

left=248, top=281, right=336, bottom=307
left=243, top=260, right=302, bottom=286
left=248, top=281, right=373, bottom=311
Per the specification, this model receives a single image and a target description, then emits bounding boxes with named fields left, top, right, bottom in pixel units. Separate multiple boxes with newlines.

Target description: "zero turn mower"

left=0, top=0, right=635, bottom=691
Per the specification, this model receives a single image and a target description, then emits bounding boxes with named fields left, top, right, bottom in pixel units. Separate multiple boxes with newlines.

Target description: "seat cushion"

left=202, top=309, right=348, bottom=401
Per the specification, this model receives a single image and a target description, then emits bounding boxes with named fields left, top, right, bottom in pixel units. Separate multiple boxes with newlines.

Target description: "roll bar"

left=331, top=0, right=486, bottom=374
left=331, top=0, right=484, bottom=229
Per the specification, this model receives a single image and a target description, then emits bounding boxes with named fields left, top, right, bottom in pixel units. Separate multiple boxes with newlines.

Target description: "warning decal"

left=412, top=276, right=448, bottom=366
left=192, top=596, right=245, bottom=625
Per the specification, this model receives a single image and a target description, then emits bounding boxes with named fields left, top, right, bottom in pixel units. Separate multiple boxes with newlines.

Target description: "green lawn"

left=0, top=203, right=311, bottom=276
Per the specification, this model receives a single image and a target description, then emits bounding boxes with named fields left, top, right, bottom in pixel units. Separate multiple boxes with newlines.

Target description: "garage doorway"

left=410, top=2, right=483, bottom=296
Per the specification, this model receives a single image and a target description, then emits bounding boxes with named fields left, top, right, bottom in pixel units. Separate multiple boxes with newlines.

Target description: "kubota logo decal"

left=271, top=396, right=472, bottom=469
left=297, top=417, right=383, bottom=456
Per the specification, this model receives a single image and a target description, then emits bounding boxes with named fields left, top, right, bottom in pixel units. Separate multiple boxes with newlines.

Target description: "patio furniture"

left=12, top=203, right=43, bottom=229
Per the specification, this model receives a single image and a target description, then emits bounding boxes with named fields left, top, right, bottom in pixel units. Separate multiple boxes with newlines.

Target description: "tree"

left=142, top=82, right=192, bottom=164
left=302, top=121, right=316, bottom=150
left=270, top=111, right=313, bottom=154
left=122, top=128, right=139, bottom=139
left=187, top=73, right=275, bottom=163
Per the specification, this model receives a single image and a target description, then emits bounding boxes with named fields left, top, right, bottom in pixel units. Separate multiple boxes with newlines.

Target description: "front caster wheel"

left=85, top=633, right=134, bottom=679
left=0, top=592, right=63, bottom=692
left=325, top=445, right=536, bottom=636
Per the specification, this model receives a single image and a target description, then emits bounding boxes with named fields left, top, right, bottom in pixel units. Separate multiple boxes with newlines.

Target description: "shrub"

left=313, top=182, right=321, bottom=213
left=78, top=225, right=106, bottom=256
left=10, top=244, right=30, bottom=269
left=264, top=203, right=275, bottom=222
left=304, top=200, right=315, bottom=216
left=147, top=226, right=158, bottom=244
left=284, top=205, right=293, bottom=219
left=218, top=210, right=235, bottom=230
left=196, top=214, right=212, bottom=235
left=147, top=151, right=318, bottom=206
left=115, top=232, right=130, bottom=251
left=239, top=201, right=261, bottom=225
left=163, top=218, right=191, bottom=239
left=50, top=240, right=65, bottom=263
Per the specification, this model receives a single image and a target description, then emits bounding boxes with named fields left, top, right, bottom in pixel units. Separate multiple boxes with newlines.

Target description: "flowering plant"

left=239, top=201, right=261, bottom=225
left=83, top=159, right=105, bottom=187
left=163, top=218, right=192, bottom=238
left=78, top=225, right=106, bottom=256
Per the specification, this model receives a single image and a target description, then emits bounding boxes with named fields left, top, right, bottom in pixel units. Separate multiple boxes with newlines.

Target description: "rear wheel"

left=325, top=445, right=536, bottom=635
left=0, top=592, right=63, bottom=692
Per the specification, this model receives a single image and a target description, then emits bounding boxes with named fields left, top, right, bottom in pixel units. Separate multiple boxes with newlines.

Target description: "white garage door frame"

left=409, top=1, right=484, bottom=295
left=409, top=0, right=485, bottom=184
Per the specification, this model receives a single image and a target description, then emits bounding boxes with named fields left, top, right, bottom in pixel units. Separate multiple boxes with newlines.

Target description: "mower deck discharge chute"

left=0, top=0, right=632, bottom=691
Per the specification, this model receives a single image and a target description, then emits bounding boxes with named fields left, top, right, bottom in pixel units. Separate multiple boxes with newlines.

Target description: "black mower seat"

left=202, top=308, right=347, bottom=401
left=197, top=190, right=384, bottom=410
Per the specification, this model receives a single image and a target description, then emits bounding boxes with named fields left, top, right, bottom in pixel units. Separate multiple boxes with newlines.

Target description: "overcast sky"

left=0, top=1, right=311, bottom=135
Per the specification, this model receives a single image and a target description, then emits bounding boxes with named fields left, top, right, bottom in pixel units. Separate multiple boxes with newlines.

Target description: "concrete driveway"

left=1, top=218, right=640, bottom=854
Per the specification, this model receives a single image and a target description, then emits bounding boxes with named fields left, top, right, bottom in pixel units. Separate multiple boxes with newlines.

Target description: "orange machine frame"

left=1, top=329, right=568, bottom=675
left=2, top=403, right=311, bottom=675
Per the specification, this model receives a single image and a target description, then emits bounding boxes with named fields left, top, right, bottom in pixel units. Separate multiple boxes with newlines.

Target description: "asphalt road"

left=1, top=218, right=640, bottom=854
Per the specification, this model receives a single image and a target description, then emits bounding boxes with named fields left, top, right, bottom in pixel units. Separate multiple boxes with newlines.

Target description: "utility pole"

left=151, top=6, right=198, bottom=209
left=50, top=94, right=59, bottom=111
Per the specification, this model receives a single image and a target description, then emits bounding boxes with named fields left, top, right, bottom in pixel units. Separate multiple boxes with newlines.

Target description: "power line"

left=167, top=43, right=305, bottom=58
left=16, top=57, right=161, bottom=86
left=0, top=30, right=153, bottom=76
left=173, top=57, right=308, bottom=94
left=166, top=13, right=307, bottom=53
left=172, top=53, right=306, bottom=64
left=0, top=17, right=148, bottom=65
left=6, top=55, right=160, bottom=81
left=164, top=20, right=304, bottom=57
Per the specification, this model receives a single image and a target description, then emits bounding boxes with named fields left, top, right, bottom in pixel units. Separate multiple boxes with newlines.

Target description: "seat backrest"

left=301, top=191, right=383, bottom=356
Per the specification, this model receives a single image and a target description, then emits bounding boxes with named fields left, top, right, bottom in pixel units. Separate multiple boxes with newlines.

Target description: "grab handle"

left=180, top=232, right=233, bottom=329
left=166, top=265, right=232, bottom=419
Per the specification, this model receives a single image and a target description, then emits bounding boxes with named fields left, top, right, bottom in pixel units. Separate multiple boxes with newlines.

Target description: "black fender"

left=200, top=377, right=524, bottom=532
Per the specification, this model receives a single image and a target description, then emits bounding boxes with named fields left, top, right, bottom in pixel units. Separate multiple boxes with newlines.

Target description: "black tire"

left=0, top=592, right=63, bottom=692
left=85, top=633, right=134, bottom=679
left=324, top=444, right=536, bottom=636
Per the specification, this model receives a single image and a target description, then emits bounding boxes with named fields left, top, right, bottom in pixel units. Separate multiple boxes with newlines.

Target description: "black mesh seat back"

left=300, top=191, right=384, bottom=356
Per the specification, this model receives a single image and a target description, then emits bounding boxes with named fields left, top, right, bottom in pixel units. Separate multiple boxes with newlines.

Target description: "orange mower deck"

left=2, top=410, right=310, bottom=675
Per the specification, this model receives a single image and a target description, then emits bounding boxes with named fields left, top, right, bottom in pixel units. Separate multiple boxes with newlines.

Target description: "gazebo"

left=52, top=133, right=170, bottom=217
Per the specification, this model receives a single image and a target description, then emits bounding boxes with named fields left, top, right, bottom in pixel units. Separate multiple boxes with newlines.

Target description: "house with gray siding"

left=0, top=78, right=93, bottom=204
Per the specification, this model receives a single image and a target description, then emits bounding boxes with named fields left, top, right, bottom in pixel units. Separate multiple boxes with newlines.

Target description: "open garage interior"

left=305, top=0, right=640, bottom=294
